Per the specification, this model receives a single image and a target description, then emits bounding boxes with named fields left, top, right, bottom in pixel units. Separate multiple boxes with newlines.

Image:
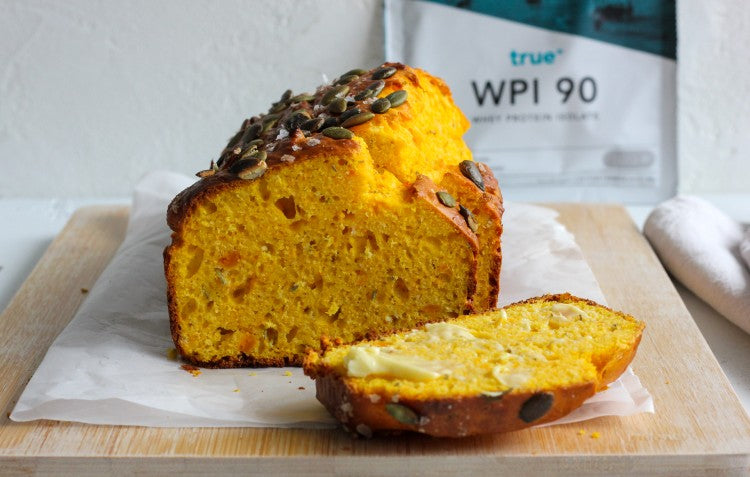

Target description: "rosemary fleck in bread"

left=303, top=294, right=645, bottom=438
left=165, top=64, right=503, bottom=367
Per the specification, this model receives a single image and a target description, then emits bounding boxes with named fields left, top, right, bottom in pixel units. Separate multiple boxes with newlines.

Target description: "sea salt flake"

left=275, top=128, right=289, bottom=140
left=280, top=154, right=295, bottom=163
left=306, top=138, right=321, bottom=147
left=291, top=144, right=301, bottom=152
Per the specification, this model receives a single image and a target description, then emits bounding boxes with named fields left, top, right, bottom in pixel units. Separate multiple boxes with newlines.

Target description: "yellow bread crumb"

left=166, top=348, right=179, bottom=360
left=591, top=432, right=600, bottom=439
left=284, top=370, right=292, bottom=376
left=577, top=429, right=586, bottom=436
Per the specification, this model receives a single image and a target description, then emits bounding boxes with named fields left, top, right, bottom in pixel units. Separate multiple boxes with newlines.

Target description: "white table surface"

left=1, top=196, right=748, bottom=418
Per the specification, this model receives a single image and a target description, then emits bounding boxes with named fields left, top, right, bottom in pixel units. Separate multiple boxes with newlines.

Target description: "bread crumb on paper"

left=180, top=364, right=201, bottom=377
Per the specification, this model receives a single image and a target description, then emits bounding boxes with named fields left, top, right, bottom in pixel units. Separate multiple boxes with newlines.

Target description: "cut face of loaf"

left=303, top=294, right=645, bottom=438
left=165, top=64, right=503, bottom=367
left=166, top=138, right=478, bottom=367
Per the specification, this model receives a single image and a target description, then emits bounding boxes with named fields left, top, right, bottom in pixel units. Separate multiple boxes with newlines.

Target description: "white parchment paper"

left=11, top=171, right=653, bottom=427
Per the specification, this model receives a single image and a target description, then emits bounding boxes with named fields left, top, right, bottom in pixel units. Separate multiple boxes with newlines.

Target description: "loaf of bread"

left=164, top=63, right=503, bottom=367
left=303, top=294, right=645, bottom=437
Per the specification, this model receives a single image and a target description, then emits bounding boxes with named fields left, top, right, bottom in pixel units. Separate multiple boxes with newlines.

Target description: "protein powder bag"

left=385, top=0, right=677, bottom=203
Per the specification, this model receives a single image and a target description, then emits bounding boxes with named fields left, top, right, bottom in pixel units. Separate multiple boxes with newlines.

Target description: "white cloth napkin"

left=10, top=171, right=652, bottom=427
left=644, top=196, right=750, bottom=335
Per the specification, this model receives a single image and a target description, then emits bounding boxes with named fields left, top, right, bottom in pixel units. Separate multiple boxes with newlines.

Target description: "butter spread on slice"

left=423, top=322, right=477, bottom=341
left=549, top=303, right=589, bottom=320
left=344, top=346, right=442, bottom=381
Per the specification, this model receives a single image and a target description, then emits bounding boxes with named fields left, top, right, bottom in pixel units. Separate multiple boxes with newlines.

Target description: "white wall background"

left=1, top=0, right=748, bottom=198
left=677, top=0, right=750, bottom=194
left=0, top=0, right=384, bottom=197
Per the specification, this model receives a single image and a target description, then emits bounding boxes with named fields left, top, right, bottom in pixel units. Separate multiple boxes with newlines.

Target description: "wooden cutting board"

left=0, top=204, right=748, bottom=476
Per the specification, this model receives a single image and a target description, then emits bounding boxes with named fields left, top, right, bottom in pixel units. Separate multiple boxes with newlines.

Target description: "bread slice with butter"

left=303, top=294, right=645, bottom=437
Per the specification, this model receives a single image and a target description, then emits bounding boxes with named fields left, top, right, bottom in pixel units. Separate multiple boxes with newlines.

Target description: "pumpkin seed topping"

left=458, top=160, right=485, bottom=191
left=519, top=392, right=554, bottom=423
left=280, top=89, right=292, bottom=102
left=341, top=111, right=374, bottom=128
left=354, top=80, right=385, bottom=101
left=372, top=66, right=397, bottom=80
left=436, top=191, right=456, bottom=208
left=291, top=93, right=315, bottom=103
left=269, top=101, right=287, bottom=114
left=370, top=97, right=391, bottom=114
left=226, top=128, right=244, bottom=149
left=322, top=126, right=354, bottom=140
left=320, top=116, right=339, bottom=130
left=385, top=90, right=408, bottom=108
left=385, top=403, right=419, bottom=425
left=247, top=138, right=264, bottom=147
left=342, top=68, right=367, bottom=77
left=301, top=117, right=325, bottom=132
left=339, top=107, right=362, bottom=123
left=230, top=157, right=268, bottom=180
left=322, top=85, right=350, bottom=105
left=328, top=97, right=348, bottom=114
left=459, top=205, right=478, bottom=233
left=336, top=74, right=359, bottom=85
left=241, top=123, right=262, bottom=144
left=196, top=169, right=215, bottom=178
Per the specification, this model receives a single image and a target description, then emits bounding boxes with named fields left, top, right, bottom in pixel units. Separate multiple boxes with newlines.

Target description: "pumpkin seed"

left=226, top=128, right=244, bottom=149
left=269, top=101, right=287, bottom=114
left=336, top=74, right=359, bottom=85
left=372, top=66, right=397, bottom=80
left=286, top=111, right=310, bottom=130
left=328, top=97, right=348, bottom=114
left=341, top=111, right=374, bottom=128
left=196, top=169, right=215, bottom=178
left=339, top=107, right=362, bottom=123
left=459, top=205, right=478, bottom=233
left=262, top=115, right=279, bottom=133
left=291, top=93, right=315, bottom=103
left=342, top=68, right=367, bottom=77
left=354, top=80, right=385, bottom=101
left=385, top=90, right=408, bottom=108
left=280, top=89, right=292, bottom=102
left=322, top=85, right=350, bottom=105
left=519, top=392, right=554, bottom=423
left=246, top=138, right=264, bottom=148
left=354, top=89, right=374, bottom=101
left=241, top=123, right=262, bottom=144
left=385, top=403, right=419, bottom=425
left=436, top=191, right=456, bottom=208
left=230, top=158, right=268, bottom=180
left=320, top=116, right=339, bottom=130
left=458, top=160, right=485, bottom=191
left=322, top=126, right=353, bottom=140
left=370, top=97, right=391, bottom=114
left=301, top=117, right=325, bottom=132
left=239, top=146, right=258, bottom=159
left=251, top=150, right=267, bottom=161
